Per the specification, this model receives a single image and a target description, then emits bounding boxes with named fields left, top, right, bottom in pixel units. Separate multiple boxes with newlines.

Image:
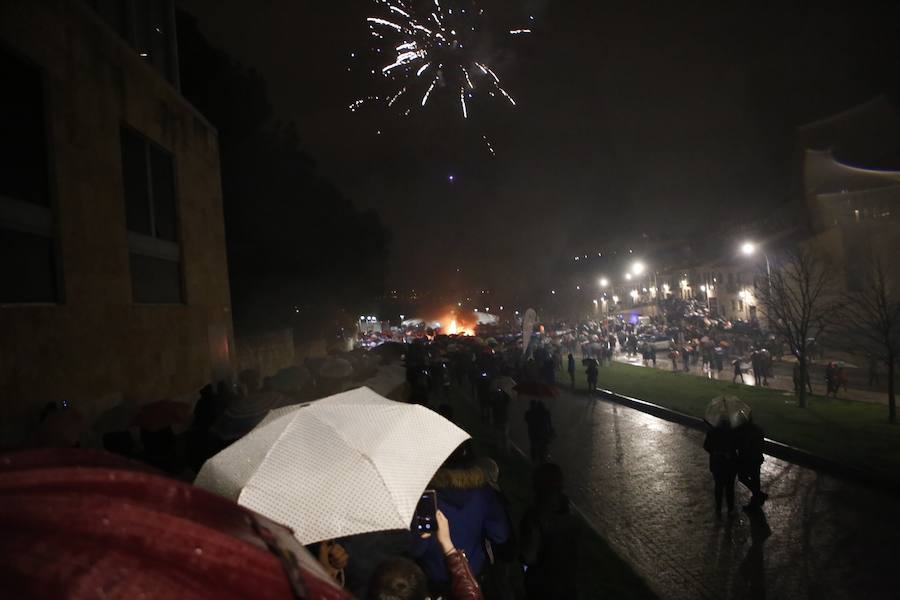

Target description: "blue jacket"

left=411, top=466, right=510, bottom=582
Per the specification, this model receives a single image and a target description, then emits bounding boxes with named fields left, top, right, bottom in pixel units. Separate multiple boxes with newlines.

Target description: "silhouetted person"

left=735, top=418, right=768, bottom=510
left=567, top=354, right=576, bottom=389
left=519, top=463, right=579, bottom=600
left=732, top=359, right=744, bottom=384
left=585, top=360, right=598, bottom=393
left=525, top=400, right=553, bottom=464
left=868, top=356, right=881, bottom=387
left=703, top=420, right=737, bottom=515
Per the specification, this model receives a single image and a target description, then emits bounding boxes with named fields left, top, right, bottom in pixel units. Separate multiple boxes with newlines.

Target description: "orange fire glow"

left=444, top=314, right=475, bottom=336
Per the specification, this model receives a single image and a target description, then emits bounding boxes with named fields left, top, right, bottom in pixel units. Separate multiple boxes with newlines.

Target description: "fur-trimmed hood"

left=430, top=465, right=486, bottom=490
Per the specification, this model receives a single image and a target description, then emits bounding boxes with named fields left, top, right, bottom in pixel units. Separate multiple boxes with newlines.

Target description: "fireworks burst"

left=353, top=0, right=533, bottom=155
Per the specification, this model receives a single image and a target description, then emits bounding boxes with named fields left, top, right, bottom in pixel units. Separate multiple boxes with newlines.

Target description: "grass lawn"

left=576, top=362, right=900, bottom=481
left=447, top=388, right=658, bottom=600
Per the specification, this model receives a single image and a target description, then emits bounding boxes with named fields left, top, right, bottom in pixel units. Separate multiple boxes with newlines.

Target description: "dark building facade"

left=0, top=0, right=233, bottom=445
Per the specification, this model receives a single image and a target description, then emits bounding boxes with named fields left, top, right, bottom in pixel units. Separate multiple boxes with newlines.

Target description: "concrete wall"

left=0, top=0, right=233, bottom=443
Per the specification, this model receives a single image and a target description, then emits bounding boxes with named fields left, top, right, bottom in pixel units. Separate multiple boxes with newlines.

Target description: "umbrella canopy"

left=704, top=396, right=752, bottom=428
left=132, top=400, right=191, bottom=431
left=513, top=382, right=560, bottom=398
left=0, top=448, right=348, bottom=600
left=491, top=376, right=517, bottom=396
left=271, top=366, right=311, bottom=392
left=319, top=357, right=354, bottom=379
left=195, top=387, right=470, bottom=545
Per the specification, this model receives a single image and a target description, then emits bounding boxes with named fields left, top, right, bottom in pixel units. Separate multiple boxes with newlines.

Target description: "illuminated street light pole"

left=742, top=241, right=772, bottom=296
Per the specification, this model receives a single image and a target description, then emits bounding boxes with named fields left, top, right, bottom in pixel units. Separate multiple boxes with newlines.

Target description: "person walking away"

left=491, top=387, right=511, bottom=455
left=683, top=348, right=691, bottom=372
left=751, top=351, right=762, bottom=385
left=734, top=418, right=768, bottom=510
left=868, top=356, right=881, bottom=387
left=525, top=401, right=555, bottom=464
left=585, top=360, right=599, bottom=393
left=475, top=458, right=520, bottom=600
left=650, top=345, right=657, bottom=368
left=519, top=463, right=580, bottom=600
left=825, top=362, right=837, bottom=398
left=567, top=353, right=576, bottom=390
left=837, top=365, right=849, bottom=394
left=703, top=419, right=737, bottom=515
left=732, top=359, right=744, bottom=384
left=670, top=349, right=680, bottom=372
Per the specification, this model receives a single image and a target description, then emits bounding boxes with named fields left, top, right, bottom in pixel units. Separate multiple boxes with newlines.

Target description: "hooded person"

left=410, top=443, right=510, bottom=594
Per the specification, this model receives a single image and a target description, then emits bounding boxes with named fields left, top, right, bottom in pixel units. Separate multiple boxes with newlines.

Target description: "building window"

left=731, top=300, right=737, bottom=312
left=739, top=300, right=744, bottom=313
left=120, top=127, right=183, bottom=303
left=0, top=46, right=58, bottom=303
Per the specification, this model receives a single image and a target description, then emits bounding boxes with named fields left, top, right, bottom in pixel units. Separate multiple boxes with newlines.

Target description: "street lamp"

left=741, top=240, right=773, bottom=288
left=632, top=261, right=645, bottom=276
left=625, top=273, right=632, bottom=281
left=599, top=277, right=609, bottom=288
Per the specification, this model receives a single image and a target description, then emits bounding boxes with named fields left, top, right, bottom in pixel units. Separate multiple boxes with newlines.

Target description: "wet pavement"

left=506, top=387, right=900, bottom=600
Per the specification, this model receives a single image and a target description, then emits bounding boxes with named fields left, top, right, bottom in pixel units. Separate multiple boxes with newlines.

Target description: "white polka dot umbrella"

left=195, top=387, right=470, bottom=545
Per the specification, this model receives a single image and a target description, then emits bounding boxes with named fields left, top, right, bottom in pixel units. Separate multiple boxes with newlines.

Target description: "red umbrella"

left=513, top=382, right=560, bottom=398
left=132, top=400, right=191, bottom=431
left=0, top=448, right=350, bottom=600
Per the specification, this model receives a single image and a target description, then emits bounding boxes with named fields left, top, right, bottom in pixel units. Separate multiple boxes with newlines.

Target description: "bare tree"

left=837, top=254, right=900, bottom=423
left=756, top=249, right=839, bottom=408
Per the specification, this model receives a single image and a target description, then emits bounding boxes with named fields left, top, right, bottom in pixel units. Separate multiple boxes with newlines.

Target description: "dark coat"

left=734, top=422, right=765, bottom=467
left=411, top=466, right=510, bottom=583
left=519, top=492, right=580, bottom=600
left=703, top=427, right=736, bottom=477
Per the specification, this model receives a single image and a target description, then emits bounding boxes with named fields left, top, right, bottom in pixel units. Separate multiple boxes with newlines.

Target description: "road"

left=505, top=386, right=900, bottom=600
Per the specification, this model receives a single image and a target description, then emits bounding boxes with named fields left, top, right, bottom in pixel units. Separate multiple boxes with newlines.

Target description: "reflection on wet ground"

left=507, top=389, right=900, bottom=600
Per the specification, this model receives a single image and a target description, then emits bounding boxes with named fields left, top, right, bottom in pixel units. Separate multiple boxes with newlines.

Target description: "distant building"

left=796, top=97, right=900, bottom=289
left=0, top=0, right=233, bottom=444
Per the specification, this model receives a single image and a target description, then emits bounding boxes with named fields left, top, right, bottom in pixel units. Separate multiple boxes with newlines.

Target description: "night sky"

left=182, top=0, right=899, bottom=298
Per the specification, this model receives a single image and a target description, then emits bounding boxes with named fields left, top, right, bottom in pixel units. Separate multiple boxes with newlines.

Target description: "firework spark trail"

left=422, top=77, right=437, bottom=106
left=366, top=17, right=402, bottom=31
left=388, top=87, right=406, bottom=107
left=359, top=0, right=531, bottom=152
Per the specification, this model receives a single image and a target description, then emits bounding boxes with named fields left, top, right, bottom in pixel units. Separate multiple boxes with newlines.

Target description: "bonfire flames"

left=443, top=311, right=476, bottom=336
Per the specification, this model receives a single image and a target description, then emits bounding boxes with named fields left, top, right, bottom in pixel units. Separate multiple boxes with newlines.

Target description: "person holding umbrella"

left=705, top=396, right=757, bottom=513
left=703, top=417, right=737, bottom=515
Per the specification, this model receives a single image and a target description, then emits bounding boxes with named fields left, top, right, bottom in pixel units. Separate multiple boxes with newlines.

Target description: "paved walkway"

left=612, top=353, right=890, bottom=405
left=506, top=387, right=900, bottom=600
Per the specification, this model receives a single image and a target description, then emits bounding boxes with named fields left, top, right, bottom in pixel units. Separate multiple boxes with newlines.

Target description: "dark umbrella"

left=132, top=400, right=191, bottom=432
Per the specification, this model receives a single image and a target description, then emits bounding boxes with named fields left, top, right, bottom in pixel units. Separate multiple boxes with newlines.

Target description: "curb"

left=594, top=387, right=900, bottom=495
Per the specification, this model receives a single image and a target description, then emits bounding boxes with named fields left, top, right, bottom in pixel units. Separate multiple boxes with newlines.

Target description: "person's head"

left=475, top=456, right=501, bottom=491
left=367, top=557, right=429, bottom=600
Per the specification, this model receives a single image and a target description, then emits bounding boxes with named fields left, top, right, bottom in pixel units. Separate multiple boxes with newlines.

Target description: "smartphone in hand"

left=414, top=490, right=438, bottom=533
